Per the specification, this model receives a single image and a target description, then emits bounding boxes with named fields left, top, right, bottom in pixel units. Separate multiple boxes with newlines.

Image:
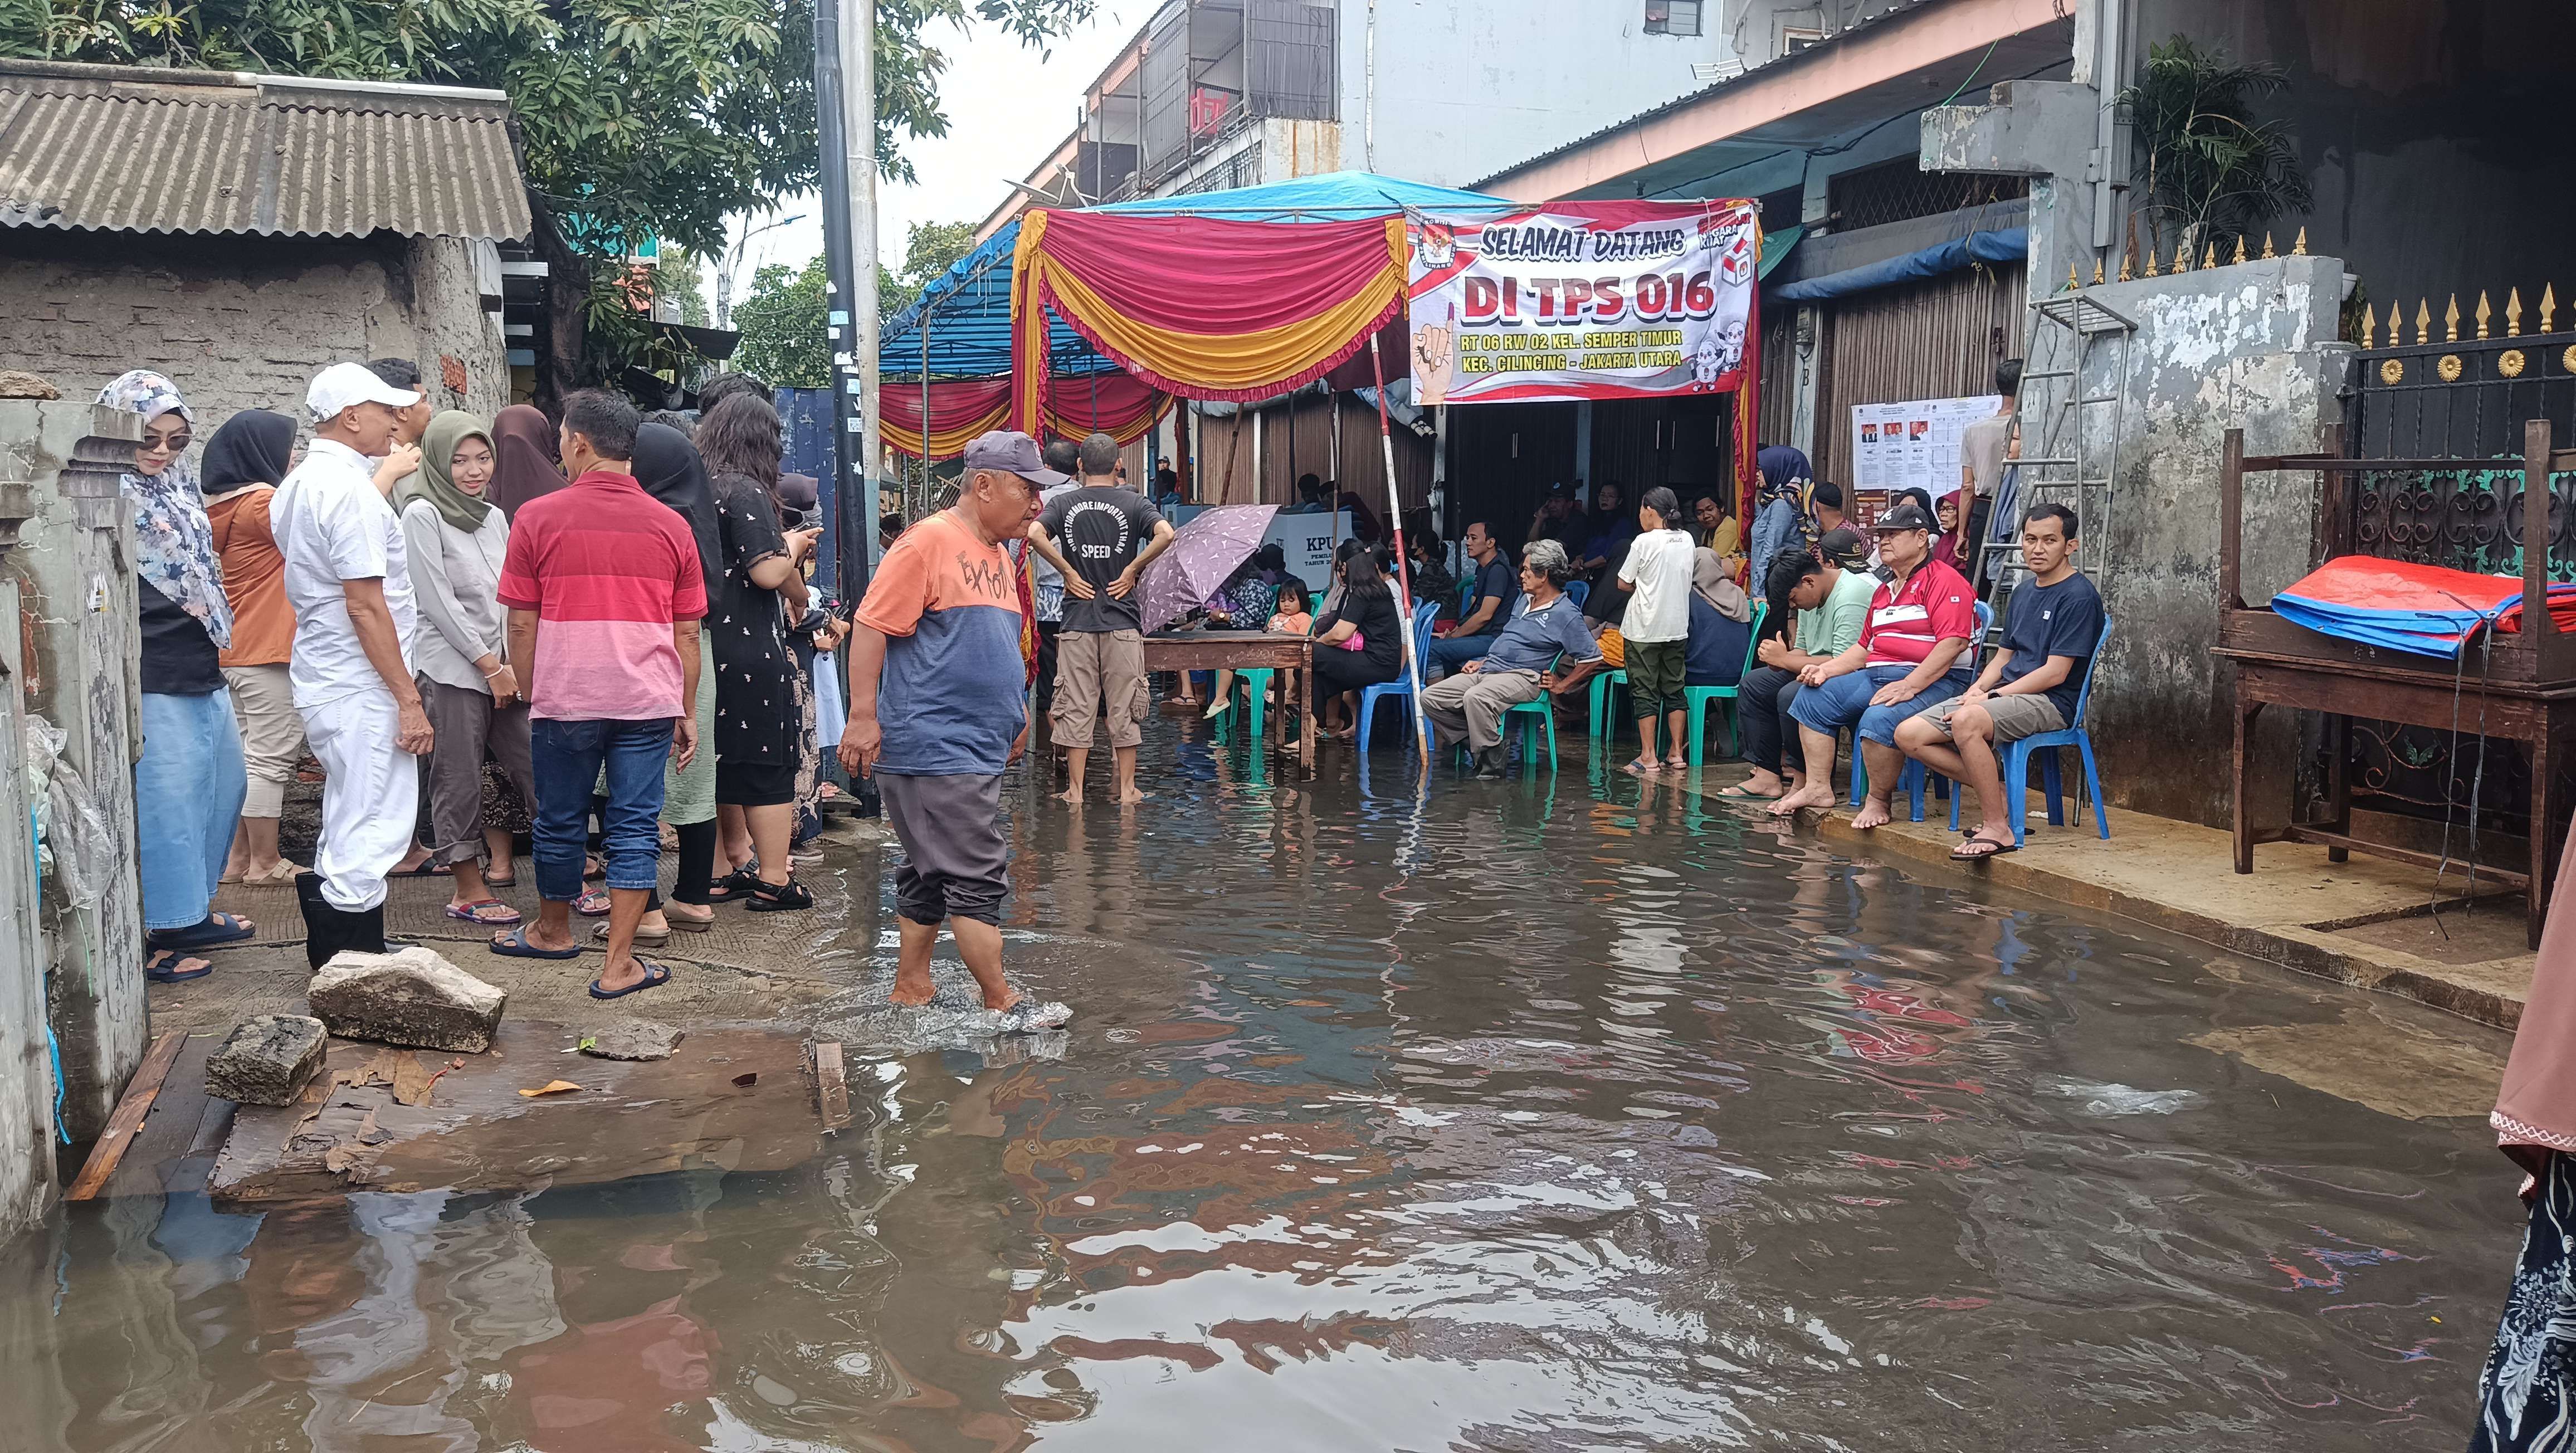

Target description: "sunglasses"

left=140, top=428, right=192, bottom=452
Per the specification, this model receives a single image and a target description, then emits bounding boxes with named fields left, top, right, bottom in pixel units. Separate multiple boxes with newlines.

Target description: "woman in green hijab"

left=397, top=410, right=535, bottom=928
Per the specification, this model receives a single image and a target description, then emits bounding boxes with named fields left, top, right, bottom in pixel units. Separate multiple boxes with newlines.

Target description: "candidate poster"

left=1847, top=394, right=2003, bottom=498
left=1406, top=200, right=1760, bottom=407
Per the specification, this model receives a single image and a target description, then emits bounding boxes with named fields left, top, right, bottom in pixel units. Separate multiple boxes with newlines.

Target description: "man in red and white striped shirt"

left=1768, top=500, right=1977, bottom=830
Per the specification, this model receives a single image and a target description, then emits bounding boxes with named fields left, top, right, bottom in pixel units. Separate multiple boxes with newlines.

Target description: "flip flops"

left=1951, top=836, right=2020, bottom=861
left=145, top=948, right=213, bottom=983
left=489, top=925, right=582, bottom=959
left=589, top=959, right=672, bottom=999
left=593, top=919, right=671, bottom=947
left=444, top=899, right=523, bottom=926
left=148, top=913, right=255, bottom=950
left=573, top=889, right=613, bottom=917
left=386, top=859, right=447, bottom=878
left=1713, top=784, right=1780, bottom=801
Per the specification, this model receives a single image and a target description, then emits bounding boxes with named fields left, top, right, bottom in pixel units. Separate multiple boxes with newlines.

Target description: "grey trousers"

left=1421, top=667, right=1543, bottom=751
left=878, top=771, right=1009, bottom=925
left=418, top=676, right=534, bottom=869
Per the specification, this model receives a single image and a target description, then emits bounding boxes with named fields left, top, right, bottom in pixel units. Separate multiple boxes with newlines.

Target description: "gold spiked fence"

left=2345, top=274, right=2576, bottom=462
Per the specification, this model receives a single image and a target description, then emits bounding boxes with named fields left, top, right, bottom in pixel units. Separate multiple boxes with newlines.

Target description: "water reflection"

left=0, top=719, right=2520, bottom=1451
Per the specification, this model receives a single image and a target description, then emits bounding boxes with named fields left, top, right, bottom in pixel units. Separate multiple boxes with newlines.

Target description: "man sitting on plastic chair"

left=1425, top=521, right=1518, bottom=677
left=1768, top=500, right=1977, bottom=830
left=1894, top=502, right=2104, bottom=861
left=1421, top=539, right=1598, bottom=778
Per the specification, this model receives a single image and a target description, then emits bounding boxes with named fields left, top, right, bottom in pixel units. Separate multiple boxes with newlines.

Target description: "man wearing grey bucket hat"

left=841, top=430, right=1071, bottom=1032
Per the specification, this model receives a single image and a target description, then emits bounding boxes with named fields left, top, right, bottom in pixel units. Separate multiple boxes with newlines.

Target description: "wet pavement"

left=1, top=720, right=2526, bottom=1451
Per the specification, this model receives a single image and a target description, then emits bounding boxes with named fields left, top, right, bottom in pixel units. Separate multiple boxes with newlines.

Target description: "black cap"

left=1871, top=500, right=1935, bottom=533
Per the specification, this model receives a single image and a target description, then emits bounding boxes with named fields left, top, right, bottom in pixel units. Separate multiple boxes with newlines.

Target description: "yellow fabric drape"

left=881, top=397, right=1011, bottom=461
left=1012, top=213, right=1408, bottom=429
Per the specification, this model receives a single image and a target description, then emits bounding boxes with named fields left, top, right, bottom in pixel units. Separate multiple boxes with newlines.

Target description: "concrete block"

left=309, top=947, right=508, bottom=1053
left=580, top=1020, right=685, bottom=1061
left=206, top=1014, right=327, bottom=1105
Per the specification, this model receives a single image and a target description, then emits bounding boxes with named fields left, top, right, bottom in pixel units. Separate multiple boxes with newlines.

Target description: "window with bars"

left=1826, top=155, right=2028, bottom=232
left=1645, top=1, right=1702, bottom=36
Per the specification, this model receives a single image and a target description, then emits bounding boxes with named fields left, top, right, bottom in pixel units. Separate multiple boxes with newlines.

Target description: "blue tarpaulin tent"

left=879, top=171, right=1520, bottom=382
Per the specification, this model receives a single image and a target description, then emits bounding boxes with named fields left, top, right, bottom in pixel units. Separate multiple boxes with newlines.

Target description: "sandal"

left=241, top=860, right=308, bottom=885
left=1951, top=836, right=2020, bottom=861
left=1714, top=784, right=1780, bottom=800
left=387, top=857, right=447, bottom=878
left=588, top=958, right=672, bottom=999
left=573, top=889, right=613, bottom=918
left=489, top=925, right=582, bottom=959
left=145, top=948, right=213, bottom=983
left=663, top=907, right=715, bottom=933
left=443, top=898, right=523, bottom=927
left=704, top=866, right=762, bottom=904
left=742, top=877, right=814, bottom=913
left=149, top=913, right=255, bottom=950
left=593, top=919, right=672, bottom=947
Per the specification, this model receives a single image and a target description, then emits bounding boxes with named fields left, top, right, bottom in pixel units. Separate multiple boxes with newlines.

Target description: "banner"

left=1404, top=199, right=1760, bottom=407
left=1848, top=394, right=2003, bottom=499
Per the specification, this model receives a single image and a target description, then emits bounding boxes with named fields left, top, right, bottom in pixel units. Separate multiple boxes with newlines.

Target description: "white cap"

left=305, top=361, right=420, bottom=425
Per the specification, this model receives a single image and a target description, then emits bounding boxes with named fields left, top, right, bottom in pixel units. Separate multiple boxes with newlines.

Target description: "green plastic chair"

left=1587, top=669, right=1628, bottom=740
left=1501, top=692, right=1559, bottom=773
left=1681, top=601, right=1769, bottom=766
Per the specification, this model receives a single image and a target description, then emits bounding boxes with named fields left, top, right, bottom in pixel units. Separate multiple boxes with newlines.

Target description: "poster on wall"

left=1848, top=394, right=2003, bottom=499
left=1405, top=199, right=1760, bottom=407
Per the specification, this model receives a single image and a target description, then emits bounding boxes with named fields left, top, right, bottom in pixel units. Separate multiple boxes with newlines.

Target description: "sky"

left=706, top=6, right=1144, bottom=316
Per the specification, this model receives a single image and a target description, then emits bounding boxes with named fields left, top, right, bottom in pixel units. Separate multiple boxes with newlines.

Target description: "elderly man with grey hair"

left=1420, top=538, right=1600, bottom=778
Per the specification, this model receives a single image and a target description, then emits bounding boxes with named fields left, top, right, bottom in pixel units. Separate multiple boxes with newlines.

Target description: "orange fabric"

left=1011, top=211, right=1409, bottom=427
left=206, top=486, right=294, bottom=666
left=881, top=393, right=1011, bottom=461
left=1598, top=626, right=1627, bottom=669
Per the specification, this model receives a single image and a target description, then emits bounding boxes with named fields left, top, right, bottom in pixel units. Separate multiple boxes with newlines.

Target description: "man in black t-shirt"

left=1894, top=502, right=2104, bottom=860
left=1427, top=520, right=1518, bottom=676
left=1028, top=432, right=1175, bottom=804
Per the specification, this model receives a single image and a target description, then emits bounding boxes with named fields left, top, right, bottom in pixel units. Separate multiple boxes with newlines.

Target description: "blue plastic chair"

left=1355, top=599, right=1443, bottom=754
left=1855, top=601, right=1993, bottom=812
left=1564, top=580, right=1589, bottom=611
left=1682, top=601, right=1769, bottom=765
left=1951, top=612, right=2113, bottom=846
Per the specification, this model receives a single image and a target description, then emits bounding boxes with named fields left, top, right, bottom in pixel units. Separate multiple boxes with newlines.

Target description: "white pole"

left=843, top=0, right=880, bottom=571
left=1368, top=334, right=1428, bottom=778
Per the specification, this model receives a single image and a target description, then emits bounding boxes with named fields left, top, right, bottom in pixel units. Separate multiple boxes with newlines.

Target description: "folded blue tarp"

left=1767, top=227, right=2027, bottom=304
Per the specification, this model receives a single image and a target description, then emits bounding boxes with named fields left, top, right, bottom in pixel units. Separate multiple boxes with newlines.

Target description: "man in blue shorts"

left=1768, top=500, right=1976, bottom=830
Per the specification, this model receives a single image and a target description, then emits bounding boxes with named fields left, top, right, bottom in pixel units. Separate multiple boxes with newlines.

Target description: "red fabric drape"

left=878, top=378, right=1013, bottom=461
left=1041, top=368, right=1171, bottom=445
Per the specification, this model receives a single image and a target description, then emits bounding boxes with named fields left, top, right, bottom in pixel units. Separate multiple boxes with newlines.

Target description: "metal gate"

left=2331, top=286, right=2576, bottom=831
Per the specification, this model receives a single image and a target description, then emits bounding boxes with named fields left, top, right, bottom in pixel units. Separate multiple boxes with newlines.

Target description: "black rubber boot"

left=295, top=872, right=341, bottom=971
left=1473, top=746, right=1507, bottom=779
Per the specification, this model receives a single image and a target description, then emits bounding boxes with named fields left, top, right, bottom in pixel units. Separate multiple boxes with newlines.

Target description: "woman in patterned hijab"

left=97, top=370, right=253, bottom=979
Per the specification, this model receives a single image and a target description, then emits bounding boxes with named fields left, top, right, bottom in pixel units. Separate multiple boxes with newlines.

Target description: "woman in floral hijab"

left=97, top=370, right=253, bottom=980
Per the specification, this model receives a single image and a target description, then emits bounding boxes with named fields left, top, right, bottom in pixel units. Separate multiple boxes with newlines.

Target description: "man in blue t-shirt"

left=1427, top=520, right=1519, bottom=676
left=1894, top=502, right=2104, bottom=861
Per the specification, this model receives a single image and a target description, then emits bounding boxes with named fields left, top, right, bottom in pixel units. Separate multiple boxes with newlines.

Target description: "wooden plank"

left=813, top=1040, right=850, bottom=1129
left=2279, top=824, right=2533, bottom=888
left=64, top=1029, right=187, bottom=1202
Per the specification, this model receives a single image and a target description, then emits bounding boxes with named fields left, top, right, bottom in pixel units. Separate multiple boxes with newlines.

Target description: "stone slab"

left=204, top=1015, right=326, bottom=1106
left=308, top=947, right=507, bottom=1052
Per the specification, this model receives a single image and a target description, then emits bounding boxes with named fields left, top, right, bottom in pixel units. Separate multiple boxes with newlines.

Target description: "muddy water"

left=1, top=727, right=2525, bottom=1451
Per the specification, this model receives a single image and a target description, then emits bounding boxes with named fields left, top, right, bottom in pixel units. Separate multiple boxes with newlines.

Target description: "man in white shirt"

left=277, top=362, right=434, bottom=967
left=1957, top=358, right=2020, bottom=587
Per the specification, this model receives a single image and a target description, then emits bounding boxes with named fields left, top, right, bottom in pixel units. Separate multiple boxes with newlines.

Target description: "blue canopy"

left=880, top=171, right=1519, bottom=382
left=1767, top=227, right=2027, bottom=304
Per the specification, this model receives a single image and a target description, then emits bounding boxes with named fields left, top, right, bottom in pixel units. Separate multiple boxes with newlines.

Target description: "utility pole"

left=812, top=0, right=876, bottom=606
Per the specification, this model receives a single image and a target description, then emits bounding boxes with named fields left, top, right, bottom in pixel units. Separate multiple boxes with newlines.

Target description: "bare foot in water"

left=1055, top=787, right=1085, bottom=805
left=1768, top=782, right=1836, bottom=817
left=982, top=987, right=1024, bottom=1013
left=887, top=975, right=937, bottom=1008
left=1849, top=797, right=1892, bottom=831
left=1116, top=786, right=1150, bottom=804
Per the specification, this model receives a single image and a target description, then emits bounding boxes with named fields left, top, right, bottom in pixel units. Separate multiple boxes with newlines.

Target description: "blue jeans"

left=531, top=717, right=673, bottom=903
left=1786, top=664, right=1976, bottom=748
left=1426, top=632, right=1496, bottom=677
left=136, top=690, right=247, bottom=931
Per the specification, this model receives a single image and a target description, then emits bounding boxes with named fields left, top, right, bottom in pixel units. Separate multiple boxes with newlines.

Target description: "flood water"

left=1, top=722, right=2526, bottom=1451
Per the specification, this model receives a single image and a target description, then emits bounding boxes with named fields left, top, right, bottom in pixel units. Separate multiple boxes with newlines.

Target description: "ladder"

left=1980, top=289, right=2134, bottom=611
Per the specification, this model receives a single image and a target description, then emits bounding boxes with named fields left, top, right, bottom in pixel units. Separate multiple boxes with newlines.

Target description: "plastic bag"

left=25, top=714, right=114, bottom=908
left=814, top=652, right=844, bottom=749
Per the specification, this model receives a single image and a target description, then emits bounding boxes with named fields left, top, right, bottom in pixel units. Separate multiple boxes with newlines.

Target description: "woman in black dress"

left=694, top=393, right=818, bottom=911
left=1305, top=547, right=1404, bottom=756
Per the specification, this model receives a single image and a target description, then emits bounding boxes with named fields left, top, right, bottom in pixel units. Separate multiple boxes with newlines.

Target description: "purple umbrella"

left=1139, top=504, right=1281, bottom=635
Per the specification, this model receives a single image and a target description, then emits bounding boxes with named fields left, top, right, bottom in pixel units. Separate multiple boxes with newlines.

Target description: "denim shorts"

left=1786, top=664, right=1975, bottom=747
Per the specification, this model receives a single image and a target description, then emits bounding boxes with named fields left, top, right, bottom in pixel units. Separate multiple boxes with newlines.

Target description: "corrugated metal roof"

left=0, top=59, right=530, bottom=241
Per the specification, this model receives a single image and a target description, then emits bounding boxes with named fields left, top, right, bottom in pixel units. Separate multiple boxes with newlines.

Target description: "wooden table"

left=1144, top=630, right=1314, bottom=774
left=2220, top=646, right=2576, bottom=947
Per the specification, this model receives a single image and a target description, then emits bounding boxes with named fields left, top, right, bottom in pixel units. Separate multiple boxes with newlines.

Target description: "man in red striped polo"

left=491, top=390, right=705, bottom=997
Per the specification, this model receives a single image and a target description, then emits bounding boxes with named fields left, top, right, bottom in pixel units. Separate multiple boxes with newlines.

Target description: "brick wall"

left=0, top=228, right=509, bottom=440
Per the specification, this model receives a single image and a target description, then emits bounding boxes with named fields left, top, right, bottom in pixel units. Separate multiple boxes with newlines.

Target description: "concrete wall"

left=0, top=230, right=508, bottom=432
left=1348, top=1, right=1732, bottom=187
left=0, top=560, right=51, bottom=1239
left=0, top=398, right=148, bottom=1143
left=2051, top=252, right=2347, bottom=827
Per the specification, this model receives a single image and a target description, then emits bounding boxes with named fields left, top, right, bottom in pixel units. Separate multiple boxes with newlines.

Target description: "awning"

left=881, top=171, right=1517, bottom=382
left=1766, top=227, right=2023, bottom=303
